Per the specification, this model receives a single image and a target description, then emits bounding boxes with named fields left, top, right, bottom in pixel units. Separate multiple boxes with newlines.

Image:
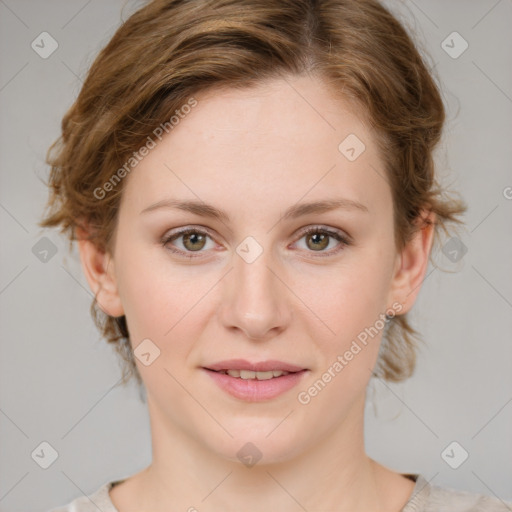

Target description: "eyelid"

left=294, top=225, right=352, bottom=244
left=161, top=225, right=220, bottom=257
left=290, top=225, right=351, bottom=257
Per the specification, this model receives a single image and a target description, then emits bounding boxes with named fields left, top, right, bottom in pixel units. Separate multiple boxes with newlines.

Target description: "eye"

left=162, top=225, right=351, bottom=260
left=162, top=227, right=217, bottom=258
left=292, top=226, right=351, bottom=256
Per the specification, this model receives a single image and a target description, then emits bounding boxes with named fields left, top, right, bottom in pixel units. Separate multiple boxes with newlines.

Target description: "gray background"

left=0, top=0, right=511, bottom=510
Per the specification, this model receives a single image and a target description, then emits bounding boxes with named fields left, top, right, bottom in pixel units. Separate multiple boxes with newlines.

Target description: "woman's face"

left=104, top=74, right=414, bottom=463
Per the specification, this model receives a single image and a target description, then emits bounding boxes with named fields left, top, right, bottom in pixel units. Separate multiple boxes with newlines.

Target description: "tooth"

left=255, top=371, right=274, bottom=380
left=224, top=369, right=292, bottom=379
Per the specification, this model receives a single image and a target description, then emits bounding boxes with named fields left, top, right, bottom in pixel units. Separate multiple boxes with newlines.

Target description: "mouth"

left=203, top=359, right=307, bottom=373
left=201, top=360, right=309, bottom=401
left=204, top=368, right=301, bottom=380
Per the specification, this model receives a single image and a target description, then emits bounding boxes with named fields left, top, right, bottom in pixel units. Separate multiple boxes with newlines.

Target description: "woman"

left=42, top=0, right=511, bottom=510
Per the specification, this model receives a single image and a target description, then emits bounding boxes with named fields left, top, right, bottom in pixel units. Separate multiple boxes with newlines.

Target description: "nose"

left=218, top=245, right=292, bottom=341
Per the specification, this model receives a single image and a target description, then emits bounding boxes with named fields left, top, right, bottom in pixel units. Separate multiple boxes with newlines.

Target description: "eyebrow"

left=140, top=197, right=369, bottom=221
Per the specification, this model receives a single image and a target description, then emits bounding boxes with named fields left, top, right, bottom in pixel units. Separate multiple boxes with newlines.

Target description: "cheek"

left=113, top=242, right=188, bottom=346
left=295, top=281, right=387, bottom=417
left=305, top=252, right=394, bottom=337
left=114, top=244, right=219, bottom=374
left=298, top=250, right=395, bottom=382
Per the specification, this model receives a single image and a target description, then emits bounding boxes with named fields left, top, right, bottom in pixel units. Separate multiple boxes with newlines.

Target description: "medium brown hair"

left=40, top=0, right=466, bottom=389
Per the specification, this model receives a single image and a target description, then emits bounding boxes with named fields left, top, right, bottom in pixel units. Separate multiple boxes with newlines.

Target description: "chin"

left=199, top=420, right=309, bottom=468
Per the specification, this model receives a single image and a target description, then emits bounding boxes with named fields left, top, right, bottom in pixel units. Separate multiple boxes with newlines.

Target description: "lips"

left=203, top=359, right=306, bottom=373
left=203, top=367, right=307, bottom=402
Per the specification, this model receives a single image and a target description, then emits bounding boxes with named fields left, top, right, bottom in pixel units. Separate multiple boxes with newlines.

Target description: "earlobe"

left=389, top=211, right=436, bottom=314
left=76, top=233, right=124, bottom=318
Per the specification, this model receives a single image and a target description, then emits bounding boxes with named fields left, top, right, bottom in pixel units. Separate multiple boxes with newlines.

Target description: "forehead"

left=120, top=74, right=390, bottom=219
left=187, top=74, right=373, bottom=154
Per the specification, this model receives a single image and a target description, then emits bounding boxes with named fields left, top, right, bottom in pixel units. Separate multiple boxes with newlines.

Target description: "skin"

left=78, top=73, right=434, bottom=511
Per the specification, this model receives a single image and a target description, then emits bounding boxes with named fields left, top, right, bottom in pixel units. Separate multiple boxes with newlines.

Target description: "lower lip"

left=202, top=368, right=308, bottom=401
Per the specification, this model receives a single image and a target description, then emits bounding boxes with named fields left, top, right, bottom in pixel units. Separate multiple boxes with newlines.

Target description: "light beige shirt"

left=48, top=473, right=512, bottom=511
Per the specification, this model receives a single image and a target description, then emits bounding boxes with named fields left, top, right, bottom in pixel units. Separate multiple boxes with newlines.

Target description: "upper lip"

left=204, top=359, right=306, bottom=373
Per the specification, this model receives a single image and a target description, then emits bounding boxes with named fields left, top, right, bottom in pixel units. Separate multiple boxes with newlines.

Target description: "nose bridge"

left=219, top=240, right=290, bottom=340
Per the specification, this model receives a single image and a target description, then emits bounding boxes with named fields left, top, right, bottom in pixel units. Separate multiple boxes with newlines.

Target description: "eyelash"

left=161, top=225, right=351, bottom=260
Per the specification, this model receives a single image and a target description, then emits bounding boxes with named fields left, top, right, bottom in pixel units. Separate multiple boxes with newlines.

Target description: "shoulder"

left=403, top=474, right=512, bottom=512
left=425, top=484, right=512, bottom=512
left=47, top=479, right=123, bottom=512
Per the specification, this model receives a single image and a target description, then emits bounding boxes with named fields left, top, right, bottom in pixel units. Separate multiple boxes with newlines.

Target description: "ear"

left=76, top=228, right=124, bottom=317
left=388, top=210, right=436, bottom=314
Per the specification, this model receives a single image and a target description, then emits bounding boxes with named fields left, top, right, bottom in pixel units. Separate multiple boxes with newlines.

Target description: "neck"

left=132, top=394, right=396, bottom=511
